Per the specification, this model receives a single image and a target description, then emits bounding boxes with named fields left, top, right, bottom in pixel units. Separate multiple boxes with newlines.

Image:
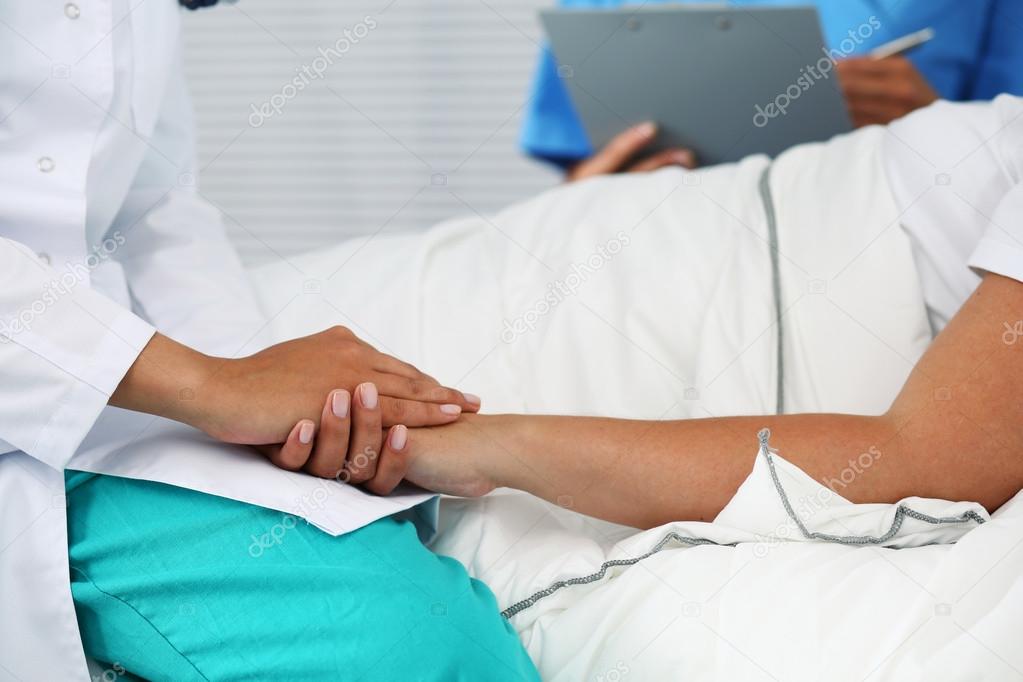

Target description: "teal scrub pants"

left=65, top=472, right=539, bottom=681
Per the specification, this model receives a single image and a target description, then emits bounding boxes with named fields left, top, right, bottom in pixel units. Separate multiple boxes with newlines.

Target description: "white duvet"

left=251, top=126, right=1023, bottom=681
left=434, top=475, right=1022, bottom=681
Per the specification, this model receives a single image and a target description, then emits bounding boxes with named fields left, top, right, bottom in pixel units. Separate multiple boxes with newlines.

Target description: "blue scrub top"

left=521, top=0, right=1023, bottom=165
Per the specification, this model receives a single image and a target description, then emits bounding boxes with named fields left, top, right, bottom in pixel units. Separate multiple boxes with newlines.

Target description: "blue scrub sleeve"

left=967, top=0, right=1023, bottom=100
left=519, top=46, right=594, bottom=166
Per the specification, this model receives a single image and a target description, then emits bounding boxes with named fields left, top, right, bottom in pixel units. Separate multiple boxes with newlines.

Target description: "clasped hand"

left=118, top=325, right=483, bottom=491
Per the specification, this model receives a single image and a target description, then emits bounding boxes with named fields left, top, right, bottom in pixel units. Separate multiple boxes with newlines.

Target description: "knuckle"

left=347, top=468, right=372, bottom=485
left=274, top=450, right=306, bottom=472
left=412, top=367, right=438, bottom=385
left=429, top=386, right=454, bottom=402
left=346, top=443, right=379, bottom=483
left=892, top=83, right=913, bottom=100
left=306, top=462, right=338, bottom=479
left=387, top=399, right=408, bottom=421
left=405, top=378, right=423, bottom=396
left=338, top=330, right=364, bottom=349
left=366, top=478, right=391, bottom=496
left=904, top=86, right=924, bottom=103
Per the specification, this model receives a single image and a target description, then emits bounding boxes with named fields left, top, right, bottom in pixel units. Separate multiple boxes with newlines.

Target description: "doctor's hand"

left=565, top=122, right=697, bottom=182
left=257, top=383, right=415, bottom=482
left=110, top=329, right=480, bottom=472
left=836, top=57, right=938, bottom=128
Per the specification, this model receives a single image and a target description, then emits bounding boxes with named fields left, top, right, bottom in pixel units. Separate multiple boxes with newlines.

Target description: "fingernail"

left=332, top=390, right=350, bottom=418
left=635, top=121, right=656, bottom=138
left=390, top=424, right=408, bottom=451
left=299, top=421, right=315, bottom=444
left=440, top=404, right=462, bottom=415
left=359, top=383, right=378, bottom=409
left=462, top=392, right=481, bottom=406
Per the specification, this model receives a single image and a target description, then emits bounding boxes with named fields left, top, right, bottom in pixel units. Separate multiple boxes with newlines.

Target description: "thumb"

left=568, top=122, right=657, bottom=181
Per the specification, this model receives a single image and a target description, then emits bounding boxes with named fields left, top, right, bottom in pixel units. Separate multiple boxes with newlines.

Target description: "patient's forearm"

left=470, top=413, right=900, bottom=528
left=472, top=402, right=1018, bottom=528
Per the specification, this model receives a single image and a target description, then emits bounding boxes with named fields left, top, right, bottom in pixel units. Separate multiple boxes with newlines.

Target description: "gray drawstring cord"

left=758, top=165, right=785, bottom=415
left=500, top=533, right=733, bottom=619
left=499, top=429, right=984, bottom=619
left=757, top=428, right=986, bottom=545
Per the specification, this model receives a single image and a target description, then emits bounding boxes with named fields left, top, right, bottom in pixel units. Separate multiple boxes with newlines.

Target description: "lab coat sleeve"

left=109, top=46, right=268, bottom=358
left=0, top=239, right=156, bottom=469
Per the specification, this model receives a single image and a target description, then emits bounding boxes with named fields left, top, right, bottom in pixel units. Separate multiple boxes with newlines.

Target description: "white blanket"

left=251, top=125, right=1021, bottom=680
left=435, top=479, right=1020, bottom=681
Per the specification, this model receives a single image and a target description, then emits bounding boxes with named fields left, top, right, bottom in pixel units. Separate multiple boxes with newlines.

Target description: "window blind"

left=182, top=0, right=560, bottom=265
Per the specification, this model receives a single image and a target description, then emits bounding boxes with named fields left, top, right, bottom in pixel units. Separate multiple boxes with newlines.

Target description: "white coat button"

left=64, top=3, right=80, bottom=19
left=38, top=252, right=51, bottom=265
left=37, top=156, right=55, bottom=173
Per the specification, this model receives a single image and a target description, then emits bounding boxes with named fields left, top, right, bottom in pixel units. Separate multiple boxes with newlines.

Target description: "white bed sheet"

left=248, top=125, right=1022, bottom=680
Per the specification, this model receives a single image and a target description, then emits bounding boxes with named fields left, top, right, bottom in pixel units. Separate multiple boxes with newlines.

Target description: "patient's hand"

left=566, top=122, right=697, bottom=182
left=404, top=415, right=501, bottom=497
left=836, top=57, right=938, bottom=128
left=359, top=414, right=501, bottom=498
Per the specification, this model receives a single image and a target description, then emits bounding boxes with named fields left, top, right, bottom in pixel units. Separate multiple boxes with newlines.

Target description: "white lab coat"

left=0, top=3, right=275, bottom=679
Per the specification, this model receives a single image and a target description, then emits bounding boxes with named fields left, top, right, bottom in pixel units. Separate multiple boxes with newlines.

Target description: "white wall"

left=182, top=0, right=561, bottom=265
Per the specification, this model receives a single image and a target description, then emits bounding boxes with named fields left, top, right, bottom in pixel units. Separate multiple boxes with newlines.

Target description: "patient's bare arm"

left=398, top=274, right=1023, bottom=528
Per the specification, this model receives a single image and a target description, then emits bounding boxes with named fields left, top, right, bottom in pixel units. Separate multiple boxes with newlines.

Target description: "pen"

left=870, top=27, right=935, bottom=59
